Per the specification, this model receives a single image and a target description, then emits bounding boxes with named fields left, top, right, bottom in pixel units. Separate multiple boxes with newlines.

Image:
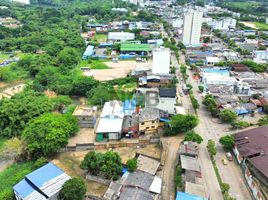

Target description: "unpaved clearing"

left=68, top=128, right=96, bottom=146
left=161, top=135, right=184, bottom=200
left=88, top=60, right=152, bottom=81
left=240, top=21, right=257, bottom=29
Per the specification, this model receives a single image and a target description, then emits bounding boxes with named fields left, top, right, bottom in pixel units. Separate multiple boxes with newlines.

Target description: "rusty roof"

left=234, top=126, right=268, bottom=178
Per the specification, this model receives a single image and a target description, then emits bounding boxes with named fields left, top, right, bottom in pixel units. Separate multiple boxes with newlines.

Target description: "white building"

left=152, top=47, right=171, bottom=75
left=266, top=18, right=268, bottom=24
left=172, top=18, right=183, bottom=28
left=182, top=11, right=203, bottom=46
left=205, top=56, right=220, bottom=66
left=96, top=101, right=124, bottom=140
left=12, top=0, right=30, bottom=4
left=253, top=50, right=268, bottom=64
left=212, top=18, right=236, bottom=31
left=108, top=32, right=135, bottom=42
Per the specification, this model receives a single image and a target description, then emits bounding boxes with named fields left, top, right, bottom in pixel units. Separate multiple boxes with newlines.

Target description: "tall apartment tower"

left=182, top=11, right=203, bottom=46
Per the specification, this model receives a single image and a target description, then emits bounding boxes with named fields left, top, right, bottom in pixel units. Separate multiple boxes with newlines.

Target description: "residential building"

left=253, top=50, right=268, bottom=64
left=139, top=107, right=160, bottom=134
left=266, top=18, right=268, bottom=24
left=108, top=32, right=135, bottom=42
left=233, top=127, right=268, bottom=200
left=72, top=105, right=97, bottom=128
left=205, top=56, right=220, bottom=66
left=152, top=47, right=171, bottom=75
left=211, top=18, right=236, bottom=30
left=82, top=45, right=94, bottom=59
left=182, top=11, right=203, bottom=46
left=13, top=163, right=70, bottom=200
left=96, top=101, right=124, bottom=140
left=156, top=88, right=177, bottom=115
left=12, top=0, right=30, bottom=4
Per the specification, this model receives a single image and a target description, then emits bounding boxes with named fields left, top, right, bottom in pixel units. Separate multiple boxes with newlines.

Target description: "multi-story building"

left=253, top=50, right=268, bottom=64
left=152, top=47, right=171, bottom=75
left=182, top=11, right=203, bottom=46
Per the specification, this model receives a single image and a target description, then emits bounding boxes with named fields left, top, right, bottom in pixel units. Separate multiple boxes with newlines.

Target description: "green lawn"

left=0, top=54, right=10, bottom=63
left=252, top=22, right=268, bottom=30
left=91, top=34, right=107, bottom=43
left=0, top=162, right=34, bottom=200
left=80, top=60, right=110, bottom=70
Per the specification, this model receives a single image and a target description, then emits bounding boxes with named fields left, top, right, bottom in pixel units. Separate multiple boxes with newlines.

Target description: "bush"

left=219, top=109, right=237, bottom=123
left=34, top=157, right=48, bottom=169
left=257, top=115, right=268, bottom=126
left=231, top=121, right=250, bottom=129
left=219, top=135, right=235, bottom=150
left=184, top=130, right=203, bottom=144
left=126, top=158, right=138, bottom=172
left=60, top=177, right=87, bottom=200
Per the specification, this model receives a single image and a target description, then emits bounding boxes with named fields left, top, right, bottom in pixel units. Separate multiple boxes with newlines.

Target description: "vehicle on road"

left=222, top=158, right=228, bottom=165
left=226, top=152, right=233, bottom=161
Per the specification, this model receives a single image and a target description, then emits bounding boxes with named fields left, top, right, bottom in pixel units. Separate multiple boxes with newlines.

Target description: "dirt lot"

left=88, top=60, right=152, bottom=81
left=52, top=143, right=161, bottom=197
left=240, top=21, right=257, bottom=29
left=68, top=128, right=96, bottom=146
left=52, top=152, right=108, bottom=197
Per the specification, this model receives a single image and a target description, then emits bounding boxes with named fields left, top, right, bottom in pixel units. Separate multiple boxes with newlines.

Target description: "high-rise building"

left=152, top=47, right=171, bottom=75
left=182, top=11, right=203, bottom=46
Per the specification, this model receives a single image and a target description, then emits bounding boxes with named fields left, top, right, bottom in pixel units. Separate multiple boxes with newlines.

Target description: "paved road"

left=161, top=136, right=184, bottom=200
left=181, top=53, right=252, bottom=200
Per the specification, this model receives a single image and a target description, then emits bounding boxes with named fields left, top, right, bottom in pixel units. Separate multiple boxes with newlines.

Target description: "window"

left=146, top=127, right=150, bottom=130
left=151, top=126, right=155, bottom=129
left=152, top=121, right=155, bottom=123
left=141, top=122, right=145, bottom=125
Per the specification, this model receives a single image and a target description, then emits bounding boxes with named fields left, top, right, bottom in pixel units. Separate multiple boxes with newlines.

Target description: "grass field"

left=252, top=22, right=268, bottom=30
left=224, top=1, right=260, bottom=11
left=91, top=34, right=107, bottom=43
left=80, top=59, right=110, bottom=70
left=0, top=162, right=34, bottom=200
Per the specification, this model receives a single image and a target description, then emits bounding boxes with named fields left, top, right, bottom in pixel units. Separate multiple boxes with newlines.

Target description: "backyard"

left=91, top=34, right=107, bottom=43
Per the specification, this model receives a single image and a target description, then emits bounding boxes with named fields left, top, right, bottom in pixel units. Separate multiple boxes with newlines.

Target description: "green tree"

left=257, top=115, right=268, bottom=126
left=57, top=48, right=81, bottom=70
left=219, top=135, right=235, bottom=150
left=71, top=76, right=99, bottom=96
left=126, top=158, right=138, bottom=172
left=60, top=177, right=87, bottom=200
left=0, top=91, right=54, bottom=137
left=190, top=94, right=199, bottom=110
left=80, top=151, right=122, bottom=180
left=231, top=121, right=250, bottom=129
left=22, top=113, right=78, bottom=157
left=184, top=130, right=203, bottom=144
left=198, top=85, right=204, bottom=92
left=165, top=114, right=199, bottom=136
left=207, top=139, right=217, bottom=158
left=219, top=109, right=237, bottom=123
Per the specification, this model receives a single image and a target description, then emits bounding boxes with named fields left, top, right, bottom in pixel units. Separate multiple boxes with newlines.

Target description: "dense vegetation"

left=60, top=177, right=87, bottom=200
left=80, top=151, right=123, bottom=180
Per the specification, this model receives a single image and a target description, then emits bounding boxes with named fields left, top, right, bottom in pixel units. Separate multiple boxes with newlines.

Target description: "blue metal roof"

left=13, top=179, right=36, bottom=199
left=123, top=99, right=136, bottom=111
left=13, top=163, right=65, bottom=199
left=176, top=192, right=207, bottom=200
left=26, top=163, right=64, bottom=188
left=83, top=45, right=94, bottom=58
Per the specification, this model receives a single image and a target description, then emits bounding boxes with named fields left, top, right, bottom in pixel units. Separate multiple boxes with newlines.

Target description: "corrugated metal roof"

left=13, top=163, right=70, bottom=200
left=176, top=192, right=208, bottom=200
left=120, top=43, right=151, bottom=52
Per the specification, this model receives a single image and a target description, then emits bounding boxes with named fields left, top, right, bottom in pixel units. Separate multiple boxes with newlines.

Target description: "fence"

left=59, top=136, right=160, bottom=153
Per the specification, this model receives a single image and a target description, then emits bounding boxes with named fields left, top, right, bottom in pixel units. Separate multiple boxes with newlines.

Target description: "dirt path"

left=161, top=135, right=184, bottom=200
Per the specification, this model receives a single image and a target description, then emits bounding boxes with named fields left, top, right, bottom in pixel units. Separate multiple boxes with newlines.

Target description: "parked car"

left=226, top=152, right=233, bottom=161
left=222, top=158, right=227, bottom=165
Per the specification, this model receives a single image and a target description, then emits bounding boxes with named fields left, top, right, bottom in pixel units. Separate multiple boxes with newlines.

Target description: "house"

left=155, top=88, right=177, bottom=115
left=72, top=105, right=97, bottom=128
left=108, top=32, right=135, bottom=42
left=123, top=100, right=136, bottom=116
left=139, top=74, right=173, bottom=88
left=233, top=127, right=268, bottom=200
left=179, top=141, right=199, bottom=158
left=104, top=154, right=162, bottom=200
left=139, top=108, right=160, bottom=134
left=205, top=56, right=220, bottom=66
left=13, top=163, right=70, bottom=200
left=253, top=50, right=268, bottom=64
left=176, top=192, right=208, bottom=200
left=82, top=45, right=94, bottom=59
left=120, top=43, right=151, bottom=55
left=96, top=101, right=124, bottom=141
